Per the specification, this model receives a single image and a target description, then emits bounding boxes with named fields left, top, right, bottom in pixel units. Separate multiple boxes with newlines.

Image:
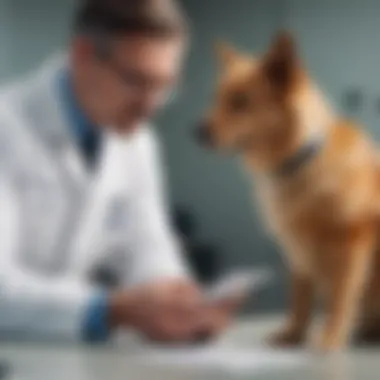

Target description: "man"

left=0, top=0, right=239, bottom=343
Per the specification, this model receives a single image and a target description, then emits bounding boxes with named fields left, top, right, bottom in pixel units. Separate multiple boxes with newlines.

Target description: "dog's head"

left=196, top=32, right=326, bottom=171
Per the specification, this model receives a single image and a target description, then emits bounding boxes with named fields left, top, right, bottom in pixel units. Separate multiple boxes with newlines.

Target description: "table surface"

left=1, top=316, right=380, bottom=380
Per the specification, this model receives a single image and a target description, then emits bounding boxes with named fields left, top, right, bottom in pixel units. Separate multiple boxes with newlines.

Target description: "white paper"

left=140, top=346, right=307, bottom=375
left=204, top=267, right=274, bottom=302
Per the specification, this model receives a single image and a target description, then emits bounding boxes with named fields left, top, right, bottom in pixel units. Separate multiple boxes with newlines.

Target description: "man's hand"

left=109, top=279, right=203, bottom=342
left=195, top=294, right=246, bottom=341
left=109, top=280, right=246, bottom=343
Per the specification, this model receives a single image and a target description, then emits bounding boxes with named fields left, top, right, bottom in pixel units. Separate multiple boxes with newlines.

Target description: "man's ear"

left=215, top=40, right=237, bottom=68
left=263, top=31, right=299, bottom=92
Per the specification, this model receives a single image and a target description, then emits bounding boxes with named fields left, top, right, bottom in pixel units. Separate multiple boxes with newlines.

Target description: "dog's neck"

left=244, top=82, right=335, bottom=178
left=243, top=131, right=328, bottom=181
left=273, top=86, right=335, bottom=178
left=242, top=126, right=328, bottom=177
left=273, top=134, right=325, bottom=178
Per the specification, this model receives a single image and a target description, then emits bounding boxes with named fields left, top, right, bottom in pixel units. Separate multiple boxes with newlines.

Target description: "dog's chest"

left=259, top=173, right=338, bottom=228
left=256, top=174, right=355, bottom=274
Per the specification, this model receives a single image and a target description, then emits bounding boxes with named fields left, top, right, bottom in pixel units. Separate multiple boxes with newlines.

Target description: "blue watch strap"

left=83, top=292, right=111, bottom=343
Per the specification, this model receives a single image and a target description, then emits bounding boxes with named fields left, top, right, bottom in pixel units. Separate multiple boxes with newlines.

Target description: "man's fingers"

left=213, top=292, right=247, bottom=312
left=193, top=307, right=232, bottom=341
left=147, top=317, right=200, bottom=343
left=130, top=279, right=247, bottom=344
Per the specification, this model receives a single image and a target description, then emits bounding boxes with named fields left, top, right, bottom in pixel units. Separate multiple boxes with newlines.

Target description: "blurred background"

left=2, top=0, right=380, bottom=313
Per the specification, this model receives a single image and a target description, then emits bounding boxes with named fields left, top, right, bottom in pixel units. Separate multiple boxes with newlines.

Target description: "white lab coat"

left=0, top=55, right=188, bottom=342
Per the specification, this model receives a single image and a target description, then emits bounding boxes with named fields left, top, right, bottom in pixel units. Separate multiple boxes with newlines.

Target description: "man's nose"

left=194, top=122, right=213, bottom=146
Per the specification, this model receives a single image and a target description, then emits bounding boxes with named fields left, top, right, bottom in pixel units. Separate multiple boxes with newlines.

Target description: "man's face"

left=72, top=34, right=186, bottom=133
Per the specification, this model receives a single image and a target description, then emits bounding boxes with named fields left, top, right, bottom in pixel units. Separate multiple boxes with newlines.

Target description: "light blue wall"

left=0, top=1, right=13, bottom=80
left=284, top=0, right=380, bottom=137
left=0, top=0, right=76, bottom=80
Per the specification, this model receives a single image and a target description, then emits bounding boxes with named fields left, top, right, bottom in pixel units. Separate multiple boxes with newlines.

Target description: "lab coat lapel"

left=21, top=54, right=132, bottom=274
left=31, top=53, right=90, bottom=190
left=21, top=55, right=97, bottom=272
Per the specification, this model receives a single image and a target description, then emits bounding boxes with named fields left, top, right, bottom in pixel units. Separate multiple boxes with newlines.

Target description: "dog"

left=196, top=31, right=380, bottom=351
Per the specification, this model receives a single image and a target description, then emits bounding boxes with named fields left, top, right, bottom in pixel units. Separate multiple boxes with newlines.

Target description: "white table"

left=1, top=317, right=379, bottom=380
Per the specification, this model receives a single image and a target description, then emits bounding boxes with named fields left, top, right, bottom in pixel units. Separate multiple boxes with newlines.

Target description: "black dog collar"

left=275, top=137, right=324, bottom=178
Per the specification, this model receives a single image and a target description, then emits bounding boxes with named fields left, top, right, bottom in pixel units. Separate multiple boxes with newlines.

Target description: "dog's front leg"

left=316, top=225, right=374, bottom=352
left=268, top=272, right=314, bottom=347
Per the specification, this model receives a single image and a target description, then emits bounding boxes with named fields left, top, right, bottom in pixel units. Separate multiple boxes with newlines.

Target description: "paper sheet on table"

left=140, top=346, right=307, bottom=375
left=204, top=267, right=273, bottom=302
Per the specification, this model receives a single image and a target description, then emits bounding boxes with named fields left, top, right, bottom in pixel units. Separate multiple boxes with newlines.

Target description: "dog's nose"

left=194, top=124, right=213, bottom=146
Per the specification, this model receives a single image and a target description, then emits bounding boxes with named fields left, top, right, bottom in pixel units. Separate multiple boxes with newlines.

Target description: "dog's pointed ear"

left=215, top=40, right=237, bottom=67
left=263, top=31, right=299, bottom=92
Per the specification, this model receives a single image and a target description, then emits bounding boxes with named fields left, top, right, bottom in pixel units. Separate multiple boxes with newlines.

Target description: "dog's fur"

left=199, top=32, right=380, bottom=351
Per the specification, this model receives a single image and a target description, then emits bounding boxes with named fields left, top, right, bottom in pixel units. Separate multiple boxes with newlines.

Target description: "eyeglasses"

left=100, top=55, right=179, bottom=104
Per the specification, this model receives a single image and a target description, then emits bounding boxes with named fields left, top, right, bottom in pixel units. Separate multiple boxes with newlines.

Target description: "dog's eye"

left=229, top=93, right=250, bottom=112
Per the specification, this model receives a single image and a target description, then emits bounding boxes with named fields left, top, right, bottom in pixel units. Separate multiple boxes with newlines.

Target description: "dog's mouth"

left=194, top=124, right=258, bottom=155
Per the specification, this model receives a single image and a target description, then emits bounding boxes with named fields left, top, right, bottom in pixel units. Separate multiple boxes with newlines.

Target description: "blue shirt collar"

left=58, top=68, right=99, bottom=144
left=58, top=68, right=102, bottom=167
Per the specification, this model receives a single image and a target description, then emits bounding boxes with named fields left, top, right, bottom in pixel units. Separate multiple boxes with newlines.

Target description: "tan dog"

left=196, top=31, right=380, bottom=351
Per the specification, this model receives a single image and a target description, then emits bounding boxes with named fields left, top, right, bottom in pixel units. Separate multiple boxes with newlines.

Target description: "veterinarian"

left=0, top=0, right=239, bottom=343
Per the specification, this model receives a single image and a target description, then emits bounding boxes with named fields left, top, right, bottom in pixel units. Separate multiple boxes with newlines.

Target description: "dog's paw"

left=354, top=327, right=380, bottom=346
left=265, top=327, right=305, bottom=348
left=311, top=333, right=345, bottom=354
